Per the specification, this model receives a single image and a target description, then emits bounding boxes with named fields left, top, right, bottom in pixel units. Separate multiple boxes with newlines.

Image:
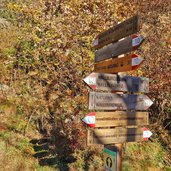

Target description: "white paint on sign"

left=132, top=56, right=143, bottom=66
left=93, top=39, right=99, bottom=46
left=82, top=112, right=96, bottom=128
left=143, top=130, right=153, bottom=138
left=84, top=77, right=96, bottom=85
left=82, top=116, right=95, bottom=124
left=144, top=99, right=153, bottom=107
left=132, top=36, right=143, bottom=47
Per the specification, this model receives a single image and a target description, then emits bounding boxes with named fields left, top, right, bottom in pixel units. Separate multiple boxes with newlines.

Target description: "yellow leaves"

left=0, top=101, right=16, bottom=117
left=7, top=3, right=33, bottom=15
left=32, top=33, right=42, bottom=44
left=7, top=2, right=42, bottom=23
left=135, top=69, right=144, bottom=77
left=66, top=89, right=73, bottom=96
left=0, top=27, right=18, bottom=52
left=7, top=3, right=22, bottom=13
left=28, top=70, right=38, bottom=76
left=86, top=49, right=94, bottom=60
left=39, top=72, right=49, bottom=80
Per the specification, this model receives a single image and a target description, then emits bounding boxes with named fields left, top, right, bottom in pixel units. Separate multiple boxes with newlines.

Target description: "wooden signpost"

left=94, top=54, right=143, bottom=74
left=83, top=15, right=153, bottom=171
left=82, top=111, right=149, bottom=128
left=83, top=72, right=149, bottom=93
left=87, top=127, right=152, bottom=145
left=95, top=35, right=144, bottom=62
left=89, top=92, right=153, bottom=111
left=93, top=15, right=140, bottom=49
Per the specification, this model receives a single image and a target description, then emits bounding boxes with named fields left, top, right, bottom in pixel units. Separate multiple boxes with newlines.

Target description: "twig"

left=23, top=113, right=33, bottom=135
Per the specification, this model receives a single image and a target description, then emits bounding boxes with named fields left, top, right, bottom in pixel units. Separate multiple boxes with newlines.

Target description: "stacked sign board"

left=83, top=15, right=153, bottom=159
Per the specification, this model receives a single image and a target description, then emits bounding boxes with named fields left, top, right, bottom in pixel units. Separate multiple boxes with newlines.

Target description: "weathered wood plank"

left=95, top=111, right=149, bottom=127
left=83, top=72, right=149, bottom=93
left=89, top=92, right=153, bottom=110
left=94, top=54, right=143, bottom=74
left=93, top=15, right=140, bottom=49
left=87, top=127, right=144, bottom=145
left=95, top=35, right=144, bottom=62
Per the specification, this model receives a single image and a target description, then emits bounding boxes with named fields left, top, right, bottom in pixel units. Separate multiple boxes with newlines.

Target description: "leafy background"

left=0, top=0, right=170, bottom=170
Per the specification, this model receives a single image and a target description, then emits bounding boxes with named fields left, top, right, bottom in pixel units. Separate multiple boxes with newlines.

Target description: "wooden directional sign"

left=95, top=35, right=144, bottom=62
left=82, top=111, right=149, bottom=128
left=94, top=54, right=144, bottom=74
left=84, top=72, right=149, bottom=93
left=93, top=15, right=140, bottom=49
left=89, top=92, right=153, bottom=110
left=87, top=127, right=152, bottom=145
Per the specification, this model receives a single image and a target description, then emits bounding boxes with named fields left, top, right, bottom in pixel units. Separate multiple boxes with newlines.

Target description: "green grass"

left=0, top=101, right=170, bottom=170
left=0, top=127, right=170, bottom=171
left=0, top=130, right=56, bottom=171
left=122, top=138, right=171, bottom=171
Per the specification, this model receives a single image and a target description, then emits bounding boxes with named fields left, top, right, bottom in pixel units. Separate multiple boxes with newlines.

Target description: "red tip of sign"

left=143, top=127, right=148, bottom=140
left=143, top=127, right=148, bottom=131
left=132, top=35, right=138, bottom=39
left=89, top=85, right=97, bottom=90
left=131, top=54, right=138, bottom=58
left=82, top=112, right=95, bottom=128
left=88, top=112, right=95, bottom=116
left=143, top=127, right=153, bottom=140
left=131, top=54, right=144, bottom=70
left=88, top=124, right=95, bottom=128
left=132, top=35, right=144, bottom=50
left=83, top=73, right=97, bottom=90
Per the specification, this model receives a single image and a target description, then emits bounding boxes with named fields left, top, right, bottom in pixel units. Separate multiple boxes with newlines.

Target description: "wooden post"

left=115, top=144, right=123, bottom=171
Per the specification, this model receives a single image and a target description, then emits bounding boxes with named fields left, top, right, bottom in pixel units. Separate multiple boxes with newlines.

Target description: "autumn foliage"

left=0, top=0, right=170, bottom=169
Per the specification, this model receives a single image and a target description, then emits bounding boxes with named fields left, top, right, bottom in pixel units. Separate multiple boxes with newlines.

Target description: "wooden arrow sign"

left=93, top=15, right=140, bottom=49
left=83, top=72, right=149, bottom=93
left=89, top=92, right=153, bottom=110
left=82, top=111, right=149, bottom=128
left=94, top=54, right=144, bottom=74
left=95, top=35, right=144, bottom=62
left=87, top=127, right=152, bottom=145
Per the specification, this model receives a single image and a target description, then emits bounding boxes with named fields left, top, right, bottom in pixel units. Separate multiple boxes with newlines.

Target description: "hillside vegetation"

left=0, top=0, right=170, bottom=170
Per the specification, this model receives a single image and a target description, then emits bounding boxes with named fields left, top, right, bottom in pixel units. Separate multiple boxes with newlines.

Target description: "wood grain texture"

left=94, top=54, right=143, bottom=74
left=95, top=35, right=144, bottom=62
left=84, top=72, right=149, bottom=93
left=89, top=92, right=153, bottom=110
left=94, top=15, right=140, bottom=49
left=87, top=127, right=144, bottom=145
left=94, top=111, right=149, bottom=127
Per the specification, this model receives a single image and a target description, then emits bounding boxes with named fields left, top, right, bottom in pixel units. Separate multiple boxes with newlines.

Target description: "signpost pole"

left=115, top=144, right=123, bottom=171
